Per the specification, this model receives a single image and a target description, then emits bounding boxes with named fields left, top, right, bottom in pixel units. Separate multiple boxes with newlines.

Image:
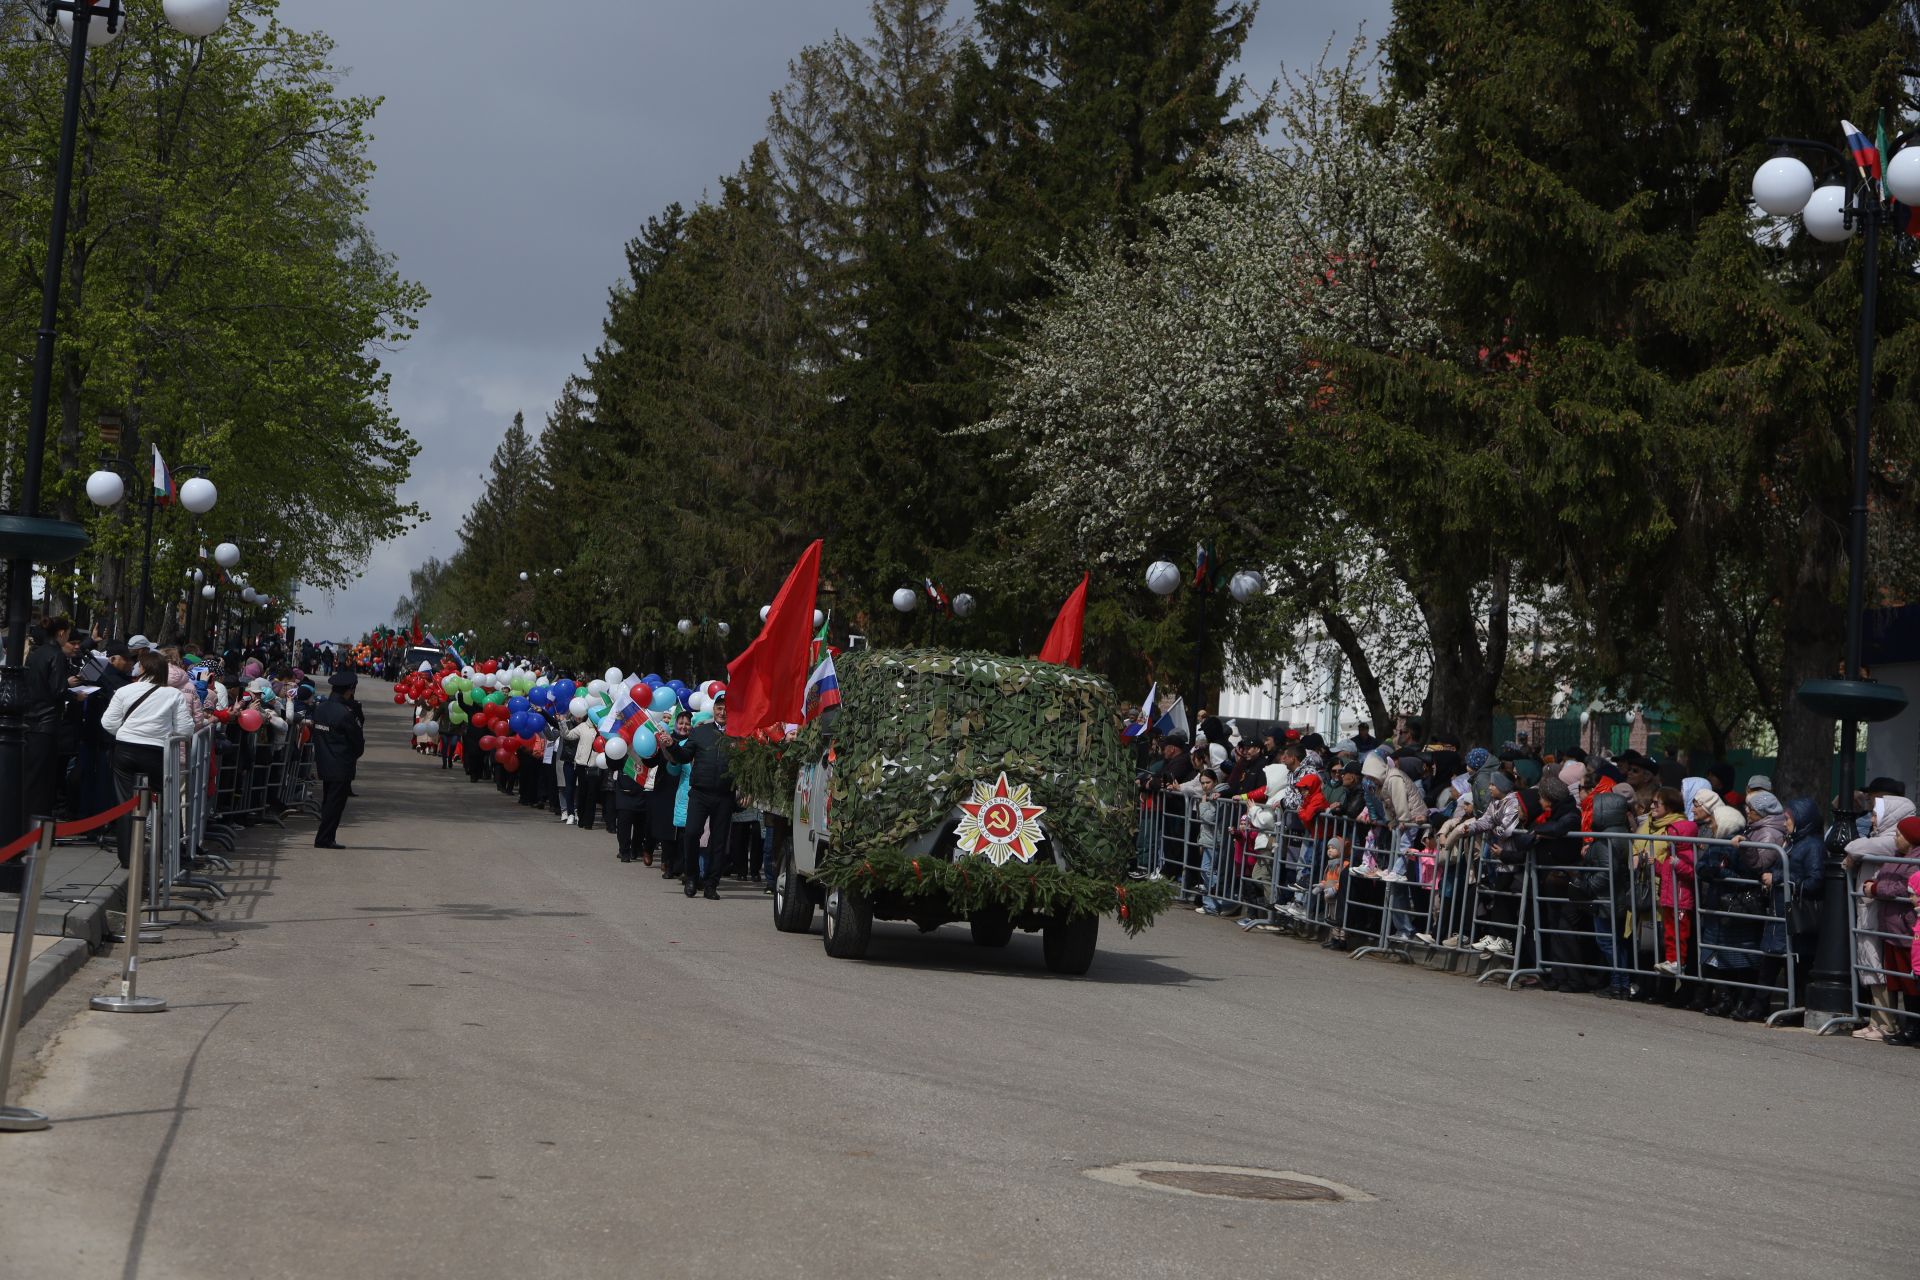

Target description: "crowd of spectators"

left=1130, top=711, right=1918, bottom=1045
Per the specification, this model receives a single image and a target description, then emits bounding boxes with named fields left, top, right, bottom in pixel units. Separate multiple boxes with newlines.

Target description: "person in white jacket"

left=100, top=652, right=195, bottom=868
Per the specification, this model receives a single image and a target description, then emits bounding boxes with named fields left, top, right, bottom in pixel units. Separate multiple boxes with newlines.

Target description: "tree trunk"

left=1319, top=606, right=1390, bottom=733
left=1414, top=560, right=1510, bottom=745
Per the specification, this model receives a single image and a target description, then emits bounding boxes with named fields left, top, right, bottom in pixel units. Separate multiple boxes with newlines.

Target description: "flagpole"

left=132, top=487, right=157, bottom=636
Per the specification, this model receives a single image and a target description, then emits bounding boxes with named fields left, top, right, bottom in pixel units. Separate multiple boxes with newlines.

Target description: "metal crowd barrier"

left=1846, top=852, right=1919, bottom=1037
left=1141, top=781, right=1815, bottom=1024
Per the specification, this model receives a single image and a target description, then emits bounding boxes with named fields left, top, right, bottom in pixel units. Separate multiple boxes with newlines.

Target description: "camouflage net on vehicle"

left=735, top=649, right=1174, bottom=933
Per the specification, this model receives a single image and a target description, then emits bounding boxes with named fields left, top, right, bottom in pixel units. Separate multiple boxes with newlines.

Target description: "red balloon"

left=479, top=734, right=498, bottom=751
left=394, top=693, right=406, bottom=704
left=592, top=735, right=606, bottom=753
left=494, top=748, right=519, bottom=772
left=238, top=708, right=263, bottom=733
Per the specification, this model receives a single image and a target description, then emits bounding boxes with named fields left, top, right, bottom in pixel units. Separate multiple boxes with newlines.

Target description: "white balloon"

left=589, top=679, right=608, bottom=695
left=689, top=692, right=709, bottom=713
left=759, top=605, right=771, bottom=623
left=604, top=736, right=629, bottom=761
left=214, top=542, right=241, bottom=568
left=568, top=696, right=589, bottom=718
left=604, top=667, right=623, bottom=686
left=85, top=470, right=125, bottom=507
left=163, top=0, right=230, bottom=39
left=178, top=476, right=218, bottom=514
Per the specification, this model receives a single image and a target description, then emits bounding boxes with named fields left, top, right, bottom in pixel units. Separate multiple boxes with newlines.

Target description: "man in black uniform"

left=309, top=671, right=365, bottom=849
left=664, top=694, right=734, bottom=900
left=23, top=615, right=81, bottom=820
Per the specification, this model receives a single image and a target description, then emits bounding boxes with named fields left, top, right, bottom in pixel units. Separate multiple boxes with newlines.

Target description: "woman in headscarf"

left=1724, top=790, right=1790, bottom=1021
left=1843, top=799, right=1919, bottom=1041
left=1689, top=783, right=1749, bottom=1014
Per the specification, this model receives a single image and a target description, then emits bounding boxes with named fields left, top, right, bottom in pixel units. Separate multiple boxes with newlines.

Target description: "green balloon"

left=449, top=705, right=468, bottom=725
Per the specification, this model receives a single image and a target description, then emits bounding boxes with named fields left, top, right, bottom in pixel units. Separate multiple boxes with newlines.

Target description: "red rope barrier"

left=0, top=794, right=144, bottom=864
left=54, top=795, right=140, bottom=840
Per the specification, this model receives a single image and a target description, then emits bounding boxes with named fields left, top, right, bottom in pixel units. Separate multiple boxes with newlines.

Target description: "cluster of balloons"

left=392, top=656, right=729, bottom=773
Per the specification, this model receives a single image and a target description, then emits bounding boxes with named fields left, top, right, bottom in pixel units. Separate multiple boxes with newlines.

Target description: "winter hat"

left=1745, top=775, right=1773, bottom=794
left=1595, top=759, right=1626, bottom=784
left=1745, top=790, right=1784, bottom=817
left=1488, top=771, right=1517, bottom=795
left=1612, top=783, right=1636, bottom=807
left=1465, top=747, right=1492, bottom=771
left=1896, top=815, right=1920, bottom=845
left=1539, top=774, right=1571, bottom=806
left=1867, top=777, right=1905, bottom=796
left=1558, top=760, right=1586, bottom=789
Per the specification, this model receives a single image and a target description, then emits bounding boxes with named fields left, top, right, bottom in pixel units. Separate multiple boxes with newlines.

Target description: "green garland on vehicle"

left=812, top=850, right=1177, bottom=936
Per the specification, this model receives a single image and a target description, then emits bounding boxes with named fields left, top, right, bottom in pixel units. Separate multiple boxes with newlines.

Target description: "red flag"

left=1036, top=572, right=1089, bottom=668
left=411, top=613, right=423, bottom=646
left=726, top=539, right=822, bottom=736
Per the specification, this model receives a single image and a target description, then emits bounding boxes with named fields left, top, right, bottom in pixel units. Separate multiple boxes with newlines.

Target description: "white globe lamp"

left=1229, top=570, right=1265, bottom=604
left=163, top=0, right=230, bottom=39
left=1751, top=155, right=1814, bottom=217
left=1886, top=147, right=1920, bottom=206
left=1145, top=560, right=1181, bottom=596
left=1803, top=185, right=1855, bottom=243
left=200, top=585, right=216, bottom=600
left=179, top=475, right=217, bottom=514
left=758, top=605, right=771, bottom=623
left=677, top=618, right=693, bottom=635
left=892, top=587, right=918, bottom=613
left=56, top=6, right=120, bottom=46
left=952, top=592, right=976, bottom=619
left=84, top=469, right=125, bottom=507
left=214, top=541, right=241, bottom=569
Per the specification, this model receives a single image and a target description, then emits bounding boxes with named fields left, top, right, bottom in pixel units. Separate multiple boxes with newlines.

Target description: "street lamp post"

left=87, top=457, right=216, bottom=635
left=1145, top=560, right=1262, bottom=724
left=1751, top=124, right=1915, bottom=1029
left=0, top=0, right=230, bottom=845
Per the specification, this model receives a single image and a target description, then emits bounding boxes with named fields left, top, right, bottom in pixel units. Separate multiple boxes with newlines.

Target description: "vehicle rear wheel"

left=822, top=884, right=872, bottom=959
left=773, top=842, right=814, bottom=934
left=1042, top=913, right=1099, bottom=975
left=969, top=909, right=1014, bottom=948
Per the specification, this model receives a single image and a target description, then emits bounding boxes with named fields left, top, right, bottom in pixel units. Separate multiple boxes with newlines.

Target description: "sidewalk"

left=0, top=836, right=127, bottom=1028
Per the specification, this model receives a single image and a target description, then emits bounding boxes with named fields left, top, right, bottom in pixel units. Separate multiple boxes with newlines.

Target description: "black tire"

left=1042, top=913, right=1099, bottom=975
left=969, top=909, right=1015, bottom=948
left=773, top=844, right=814, bottom=934
left=822, top=884, right=873, bottom=959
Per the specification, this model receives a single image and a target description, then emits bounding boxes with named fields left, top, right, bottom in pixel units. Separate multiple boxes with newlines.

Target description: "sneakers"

left=1471, top=936, right=1513, bottom=956
left=1377, top=871, right=1408, bottom=883
left=1653, top=960, right=1683, bottom=977
left=1440, top=934, right=1463, bottom=948
left=1414, top=932, right=1437, bottom=945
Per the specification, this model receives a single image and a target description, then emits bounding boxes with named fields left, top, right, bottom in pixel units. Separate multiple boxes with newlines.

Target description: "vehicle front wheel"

left=969, top=909, right=1014, bottom=948
left=822, top=884, right=873, bottom=959
left=1042, top=913, right=1098, bottom=975
left=773, top=844, right=814, bottom=934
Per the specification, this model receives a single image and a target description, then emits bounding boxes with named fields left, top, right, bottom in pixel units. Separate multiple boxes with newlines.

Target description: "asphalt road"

left=2, top=687, right=1913, bottom=1280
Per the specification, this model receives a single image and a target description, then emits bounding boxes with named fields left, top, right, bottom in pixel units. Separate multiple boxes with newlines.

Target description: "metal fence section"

left=1846, top=852, right=1919, bottom=1038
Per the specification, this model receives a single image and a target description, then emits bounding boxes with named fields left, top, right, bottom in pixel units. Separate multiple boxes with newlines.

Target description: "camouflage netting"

left=736, top=648, right=1174, bottom=932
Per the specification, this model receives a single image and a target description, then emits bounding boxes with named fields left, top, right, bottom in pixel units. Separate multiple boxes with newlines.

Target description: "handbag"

left=1720, top=885, right=1767, bottom=916
left=1786, top=895, right=1820, bottom=934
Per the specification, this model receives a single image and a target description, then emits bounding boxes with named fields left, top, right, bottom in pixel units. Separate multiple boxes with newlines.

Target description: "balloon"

left=554, top=679, right=576, bottom=704
left=689, top=692, right=709, bottom=714
left=568, top=696, right=589, bottom=718
left=644, top=673, right=663, bottom=685
left=693, top=710, right=713, bottom=726
left=669, top=679, right=687, bottom=692
left=479, top=734, right=498, bottom=751
left=591, top=735, right=606, bottom=753
left=605, top=666, right=624, bottom=686
left=494, top=748, right=518, bottom=770
left=394, top=693, right=406, bottom=704
left=632, top=727, right=657, bottom=760
left=589, top=679, right=607, bottom=695
left=604, top=736, right=629, bottom=762
left=238, top=708, right=263, bottom=733
left=449, top=706, right=468, bottom=725
left=650, top=686, right=679, bottom=714
left=678, top=687, right=694, bottom=707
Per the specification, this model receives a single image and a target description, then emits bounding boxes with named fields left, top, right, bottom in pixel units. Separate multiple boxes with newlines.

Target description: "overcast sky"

left=278, top=0, right=1392, bottom=641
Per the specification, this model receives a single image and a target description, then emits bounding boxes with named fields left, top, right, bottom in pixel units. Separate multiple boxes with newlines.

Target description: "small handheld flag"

left=1122, top=682, right=1158, bottom=739
left=1843, top=118, right=1882, bottom=184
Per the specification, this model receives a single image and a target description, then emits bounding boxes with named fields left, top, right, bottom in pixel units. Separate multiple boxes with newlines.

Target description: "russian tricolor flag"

left=1122, top=682, right=1157, bottom=739
left=1843, top=119, right=1881, bottom=183
left=152, top=445, right=176, bottom=505
left=803, top=654, right=841, bottom=722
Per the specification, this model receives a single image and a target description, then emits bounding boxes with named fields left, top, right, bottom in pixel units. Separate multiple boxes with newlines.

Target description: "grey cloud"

left=281, top=0, right=1390, bottom=640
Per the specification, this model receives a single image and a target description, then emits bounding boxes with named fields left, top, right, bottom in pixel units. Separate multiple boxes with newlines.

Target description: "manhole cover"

left=1085, top=1162, right=1372, bottom=1204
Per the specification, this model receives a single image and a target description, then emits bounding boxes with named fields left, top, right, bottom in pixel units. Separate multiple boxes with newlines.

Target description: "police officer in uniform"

left=310, top=671, right=365, bottom=849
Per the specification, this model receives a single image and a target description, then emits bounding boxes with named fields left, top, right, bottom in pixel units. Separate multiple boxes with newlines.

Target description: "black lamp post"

left=0, top=0, right=233, bottom=847
left=1751, top=126, right=1916, bottom=1028
left=86, top=455, right=216, bottom=635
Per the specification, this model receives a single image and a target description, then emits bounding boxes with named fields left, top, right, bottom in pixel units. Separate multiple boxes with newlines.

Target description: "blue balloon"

left=677, top=687, right=693, bottom=707
left=668, top=679, right=687, bottom=692
left=507, top=696, right=530, bottom=715
left=632, top=727, right=657, bottom=759
left=554, top=679, right=577, bottom=705
left=649, top=686, right=679, bottom=714
left=643, top=673, right=662, bottom=686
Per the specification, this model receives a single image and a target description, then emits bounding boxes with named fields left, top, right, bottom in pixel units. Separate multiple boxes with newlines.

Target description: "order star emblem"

left=954, top=772, right=1048, bottom=867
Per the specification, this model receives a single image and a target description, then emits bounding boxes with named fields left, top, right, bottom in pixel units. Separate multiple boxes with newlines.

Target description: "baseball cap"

left=126, top=634, right=153, bottom=651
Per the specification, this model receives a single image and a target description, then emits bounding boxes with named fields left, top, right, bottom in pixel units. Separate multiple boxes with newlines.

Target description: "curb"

left=18, top=937, right=90, bottom=1028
